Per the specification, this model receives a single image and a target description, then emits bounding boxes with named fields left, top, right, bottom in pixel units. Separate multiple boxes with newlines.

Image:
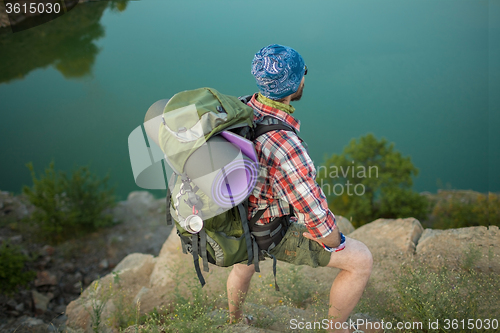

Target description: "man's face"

left=291, top=77, right=305, bottom=102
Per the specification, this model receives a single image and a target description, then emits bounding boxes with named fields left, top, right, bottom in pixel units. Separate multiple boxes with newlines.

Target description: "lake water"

left=0, top=0, right=499, bottom=200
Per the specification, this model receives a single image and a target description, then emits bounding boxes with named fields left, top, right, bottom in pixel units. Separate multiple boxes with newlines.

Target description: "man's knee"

left=327, top=238, right=373, bottom=275
left=347, top=240, right=373, bottom=276
left=355, top=243, right=373, bottom=275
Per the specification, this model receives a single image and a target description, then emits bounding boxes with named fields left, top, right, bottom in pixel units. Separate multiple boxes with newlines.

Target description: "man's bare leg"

left=325, top=236, right=373, bottom=333
left=226, top=237, right=372, bottom=331
left=227, top=263, right=255, bottom=323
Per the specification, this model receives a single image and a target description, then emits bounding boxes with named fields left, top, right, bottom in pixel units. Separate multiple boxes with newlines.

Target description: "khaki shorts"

left=268, top=222, right=332, bottom=268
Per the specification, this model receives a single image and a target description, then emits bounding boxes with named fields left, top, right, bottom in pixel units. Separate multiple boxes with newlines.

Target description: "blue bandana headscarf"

left=251, top=44, right=305, bottom=101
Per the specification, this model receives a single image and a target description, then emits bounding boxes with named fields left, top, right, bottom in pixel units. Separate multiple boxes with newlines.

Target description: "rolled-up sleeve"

left=269, top=131, right=337, bottom=239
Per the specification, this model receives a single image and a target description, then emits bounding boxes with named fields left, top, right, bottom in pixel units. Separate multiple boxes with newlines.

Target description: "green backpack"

left=155, top=87, right=295, bottom=288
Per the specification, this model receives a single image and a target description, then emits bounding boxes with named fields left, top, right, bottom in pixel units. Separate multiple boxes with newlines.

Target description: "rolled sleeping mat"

left=184, top=135, right=258, bottom=208
left=128, top=99, right=172, bottom=190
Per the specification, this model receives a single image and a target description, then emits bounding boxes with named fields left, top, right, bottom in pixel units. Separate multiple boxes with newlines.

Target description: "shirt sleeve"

left=268, top=131, right=337, bottom=239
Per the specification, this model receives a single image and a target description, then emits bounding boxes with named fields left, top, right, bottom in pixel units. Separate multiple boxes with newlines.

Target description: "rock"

left=66, top=253, right=156, bottom=332
left=62, top=262, right=76, bottom=273
left=126, top=191, right=156, bottom=217
left=74, top=271, right=83, bottom=281
left=54, top=304, right=67, bottom=314
left=148, top=229, right=182, bottom=288
left=416, top=225, right=500, bottom=272
left=6, top=298, right=17, bottom=309
left=346, top=218, right=425, bottom=295
left=132, top=286, right=149, bottom=305
left=0, top=191, right=33, bottom=220
left=25, top=317, right=45, bottom=326
left=36, top=256, right=52, bottom=270
left=73, top=282, right=82, bottom=292
left=349, top=218, right=424, bottom=256
left=41, top=245, right=55, bottom=256
left=98, top=259, right=109, bottom=270
left=83, top=274, right=97, bottom=286
left=9, top=235, right=22, bottom=244
left=17, top=204, right=30, bottom=218
left=111, top=202, right=129, bottom=223
left=335, top=215, right=355, bottom=235
left=34, top=270, right=57, bottom=287
left=4, top=316, right=49, bottom=333
left=15, top=302, right=25, bottom=312
left=113, top=253, right=155, bottom=273
left=32, top=290, right=50, bottom=315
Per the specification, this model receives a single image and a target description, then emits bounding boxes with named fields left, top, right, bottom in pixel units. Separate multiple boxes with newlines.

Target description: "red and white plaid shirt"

left=247, top=94, right=337, bottom=239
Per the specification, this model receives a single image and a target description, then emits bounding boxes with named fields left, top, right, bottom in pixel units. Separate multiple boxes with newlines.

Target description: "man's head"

left=251, top=44, right=306, bottom=101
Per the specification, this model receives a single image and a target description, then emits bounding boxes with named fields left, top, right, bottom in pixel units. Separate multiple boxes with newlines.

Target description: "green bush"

left=318, top=134, right=429, bottom=227
left=23, top=162, right=116, bottom=243
left=431, top=192, right=500, bottom=229
left=0, top=241, right=36, bottom=295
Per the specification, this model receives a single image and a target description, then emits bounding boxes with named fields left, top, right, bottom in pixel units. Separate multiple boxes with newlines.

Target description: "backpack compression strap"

left=237, top=203, right=260, bottom=272
left=191, top=232, right=206, bottom=287
left=161, top=160, right=173, bottom=225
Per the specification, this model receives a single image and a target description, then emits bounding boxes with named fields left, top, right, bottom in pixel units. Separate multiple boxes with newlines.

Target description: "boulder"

left=335, top=215, right=355, bottom=235
left=32, top=290, right=50, bottom=315
left=66, top=228, right=232, bottom=332
left=0, top=191, right=33, bottom=220
left=65, top=253, right=156, bottom=332
left=348, top=218, right=424, bottom=257
left=126, top=191, right=156, bottom=218
left=34, top=270, right=57, bottom=287
left=416, top=225, right=500, bottom=273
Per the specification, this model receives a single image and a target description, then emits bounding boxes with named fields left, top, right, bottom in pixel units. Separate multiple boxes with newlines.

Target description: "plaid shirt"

left=247, top=94, right=337, bottom=239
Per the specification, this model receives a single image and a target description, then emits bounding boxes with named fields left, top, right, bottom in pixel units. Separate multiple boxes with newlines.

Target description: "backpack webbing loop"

left=237, top=203, right=254, bottom=266
left=261, top=250, right=280, bottom=291
left=252, top=239, right=260, bottom=273
left=199, top=229, right=209, bottom=272
left=166, top=188, right=172, bottom=225
left=191, top=233, right=206, bottom=287
left=177, top=229, right=189, bottom=254
left=162, top=159, right=173, bottom=225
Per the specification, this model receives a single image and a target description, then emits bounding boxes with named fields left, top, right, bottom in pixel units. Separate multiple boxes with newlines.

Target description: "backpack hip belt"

left=249, top=213, right=291, bottom=253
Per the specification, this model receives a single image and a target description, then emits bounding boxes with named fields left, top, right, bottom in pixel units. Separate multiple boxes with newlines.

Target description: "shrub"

left=0, top=241, right=36, bottom=295
left=318, top=134, right=429, bottom=227
left=23, top=162, right=116, bottom=243
left=430, top=192, right=500, bottom=229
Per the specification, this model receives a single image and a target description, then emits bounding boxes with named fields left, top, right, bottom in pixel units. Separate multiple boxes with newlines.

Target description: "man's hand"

left=303, top=228, right=341, bottom=248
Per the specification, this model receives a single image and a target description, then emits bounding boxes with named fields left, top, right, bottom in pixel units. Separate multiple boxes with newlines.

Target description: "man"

left=226, top=44, right=374, bottom=333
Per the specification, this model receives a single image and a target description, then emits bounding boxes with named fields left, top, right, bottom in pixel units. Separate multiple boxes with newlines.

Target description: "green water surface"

left=0, top=0, right=498, bottom=200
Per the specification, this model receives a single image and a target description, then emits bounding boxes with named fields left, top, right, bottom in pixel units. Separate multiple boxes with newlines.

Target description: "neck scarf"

left=256, top=93, right=295, bottom=114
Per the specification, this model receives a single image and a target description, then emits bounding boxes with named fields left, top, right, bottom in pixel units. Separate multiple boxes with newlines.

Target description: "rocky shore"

left=0, top=191, right=172, bottom=332
left=1, top=190, right=499, bottom=332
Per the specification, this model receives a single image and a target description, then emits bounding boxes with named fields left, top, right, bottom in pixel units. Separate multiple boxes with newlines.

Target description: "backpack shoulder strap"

left=253, top=117, right=297, bottom=140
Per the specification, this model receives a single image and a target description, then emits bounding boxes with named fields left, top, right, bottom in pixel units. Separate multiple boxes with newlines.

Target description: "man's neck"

left=279, top=95, right=292, bottom=105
